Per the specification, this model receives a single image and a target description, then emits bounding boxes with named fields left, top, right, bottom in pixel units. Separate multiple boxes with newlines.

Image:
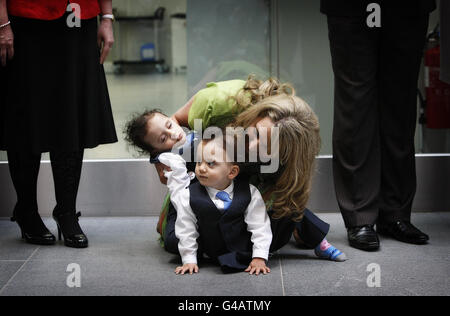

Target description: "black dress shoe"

left=53, top=211, right=89, bottom=249
left=11, top=206, right=56, bottom=246
left=347, top=225, right=380, bottom=251
left=377, top=221, right=429, bottom=245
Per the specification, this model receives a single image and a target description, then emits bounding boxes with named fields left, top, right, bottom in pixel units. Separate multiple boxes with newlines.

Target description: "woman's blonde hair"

left=232, top=75, right=295, bottom=114
left=231, top=79, right=321, bottom=221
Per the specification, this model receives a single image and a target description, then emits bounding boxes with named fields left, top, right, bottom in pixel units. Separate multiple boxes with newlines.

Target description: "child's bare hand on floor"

left=245, top=258, right=270, bottom=275
left=175, top=263, right=199, bottom=275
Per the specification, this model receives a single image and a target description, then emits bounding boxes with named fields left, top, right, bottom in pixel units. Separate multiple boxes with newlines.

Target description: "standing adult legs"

left=328, top=16, right=380, bottom=227
left=7, top=150, right=55, bottom=245
left=50, top=150, right=88, bottom=248
left=376, top=13, right=430, bottom=244
left=327, top=16, right=381, bottom=250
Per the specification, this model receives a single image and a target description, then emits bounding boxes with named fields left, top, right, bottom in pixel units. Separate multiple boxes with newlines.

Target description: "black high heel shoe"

left=53, top=211, right=88, bottom=248
left=10, top=206, right=56, bottom=246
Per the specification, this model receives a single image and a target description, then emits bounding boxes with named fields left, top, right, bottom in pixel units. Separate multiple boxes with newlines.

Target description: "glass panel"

left=276, top=0, right=448, bottom=155
left=276, top=0, right=335, bottom=155
left=95, top=0, right=270, bottom=160
left=186, top=0, right=271, bottom=96
left=1, top=0, right=447, bottom=163
left=88, top=0, right=191, bottom=160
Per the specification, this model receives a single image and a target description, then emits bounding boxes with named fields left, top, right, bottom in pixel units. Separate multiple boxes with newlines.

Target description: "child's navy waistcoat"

left=189, top=177, right=253, bottom=271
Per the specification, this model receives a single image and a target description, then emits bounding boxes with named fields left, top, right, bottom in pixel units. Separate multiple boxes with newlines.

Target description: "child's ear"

left=228, top=165, right=240, bottom=180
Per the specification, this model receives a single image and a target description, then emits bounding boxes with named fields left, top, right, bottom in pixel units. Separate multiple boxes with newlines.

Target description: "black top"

left=239, top=161, right=286, bottom=195
left=320, top=0, right=436, bottom=17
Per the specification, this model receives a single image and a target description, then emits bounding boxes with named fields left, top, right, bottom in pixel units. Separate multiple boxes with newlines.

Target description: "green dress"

left=187, top=79, right=248, bottom=130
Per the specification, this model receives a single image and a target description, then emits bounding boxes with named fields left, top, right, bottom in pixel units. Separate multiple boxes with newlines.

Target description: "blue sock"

left=314, top=239, right=347, bottom=262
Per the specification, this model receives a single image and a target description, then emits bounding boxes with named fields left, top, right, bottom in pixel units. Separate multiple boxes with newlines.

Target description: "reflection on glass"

left=1, top=0, right=448, bottom=162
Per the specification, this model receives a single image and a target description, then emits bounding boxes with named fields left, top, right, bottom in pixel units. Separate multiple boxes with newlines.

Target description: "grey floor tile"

left=1, top=217, right=283, bottom=296
left=0, top=261, right=24, bottom=291
left=280, top=213, right=450, bottom=296
left=1, top=214, right=449, bottom=296
left=31, top=217, right=159, bottom=262
left=0, top=220, right=40, bottom=261
left=0, top=256, right=282, bottom=296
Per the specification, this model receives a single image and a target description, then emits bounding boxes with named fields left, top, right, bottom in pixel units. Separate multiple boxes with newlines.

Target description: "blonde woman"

left=126, top=77, right=347, bottom=262
left=230, top=91, right=346, bottom=261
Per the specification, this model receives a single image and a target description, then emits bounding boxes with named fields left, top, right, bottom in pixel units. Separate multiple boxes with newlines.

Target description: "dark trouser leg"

left=269, top=213, right=295, bottom=253
left=378, top=13, right=429, bottom=224
left=270, top=208, right=330, bottom=252
left=327, top=16, right=381, bottom=228
left=163, top=202, right=180, bottom=255
left=50, top=150, right=88, bottom=248
left=295, top=209, right=330, bottom=249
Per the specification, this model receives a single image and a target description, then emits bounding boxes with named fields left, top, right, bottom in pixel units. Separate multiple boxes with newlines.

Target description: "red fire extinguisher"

left=424, top=28, right=450, bottom=129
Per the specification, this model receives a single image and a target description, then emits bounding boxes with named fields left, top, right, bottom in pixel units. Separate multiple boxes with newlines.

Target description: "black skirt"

left=0, top=14, right=118, bottom=154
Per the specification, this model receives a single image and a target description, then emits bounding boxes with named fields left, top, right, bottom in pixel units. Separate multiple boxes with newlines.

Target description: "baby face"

left=144, top=113, right=187, bottom=154
left=195, top=139, right=239, bottom=191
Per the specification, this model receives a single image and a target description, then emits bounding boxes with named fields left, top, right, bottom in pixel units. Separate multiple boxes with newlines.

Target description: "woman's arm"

left=0, top=0, right=14, bottom=67
left=171, top=94, right=196, bottom=128
left=0, top=0, right=8, bottom=23
left=97, top=0, right=114, bottom=64
left=98, top=0, right=113, bottom=14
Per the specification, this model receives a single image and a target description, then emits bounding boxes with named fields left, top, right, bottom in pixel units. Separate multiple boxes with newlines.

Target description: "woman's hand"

left=155, top=162, right=172, bottom=185
left=175, top=263, right=199, bottom=275
left=97, top=19, right=114, bottom=64
left=0, top=24, right=14, bottom=67
left=245, top=258, right=270, bottom=275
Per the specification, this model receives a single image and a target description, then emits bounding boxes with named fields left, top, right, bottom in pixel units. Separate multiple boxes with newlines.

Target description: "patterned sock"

left=314, top=239, right=347, bottom=262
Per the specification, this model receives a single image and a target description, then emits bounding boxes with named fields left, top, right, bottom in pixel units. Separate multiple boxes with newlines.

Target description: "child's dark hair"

left=124, top=109, right=166, bottom=156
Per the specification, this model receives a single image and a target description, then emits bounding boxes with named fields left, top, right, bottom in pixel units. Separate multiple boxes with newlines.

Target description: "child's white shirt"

left=158, top=152, right=272, bottom=265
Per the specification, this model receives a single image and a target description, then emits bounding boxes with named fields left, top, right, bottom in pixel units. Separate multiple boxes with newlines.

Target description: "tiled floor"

left=0, top=212, right=449, bottom=296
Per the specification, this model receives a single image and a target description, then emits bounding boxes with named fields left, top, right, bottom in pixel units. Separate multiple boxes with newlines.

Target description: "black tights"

left=7, top=150, right=84, bottom=218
